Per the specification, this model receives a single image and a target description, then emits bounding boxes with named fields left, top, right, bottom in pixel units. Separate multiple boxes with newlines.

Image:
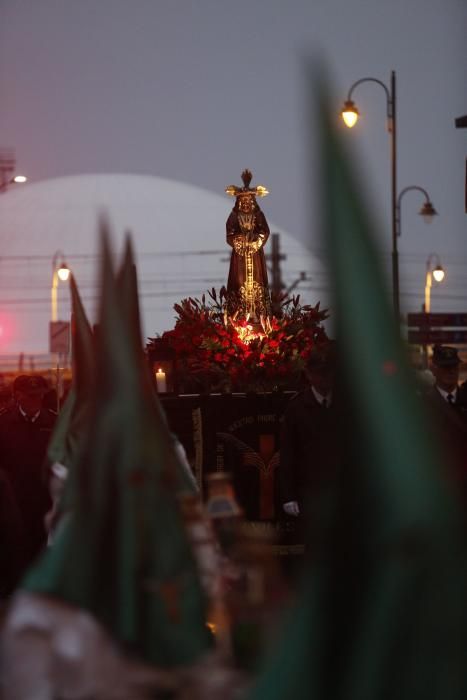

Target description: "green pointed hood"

left=116, top=232, right=197, bottom=493
left=248, top=68, right=467, bottom=700
left=23, top=224, right=210, bottom=666
left=47, top=273, right=94, bottom=469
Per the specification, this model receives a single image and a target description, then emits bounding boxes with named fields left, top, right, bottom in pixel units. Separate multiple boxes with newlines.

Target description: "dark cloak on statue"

left=225, top=170, right=272, bottom=320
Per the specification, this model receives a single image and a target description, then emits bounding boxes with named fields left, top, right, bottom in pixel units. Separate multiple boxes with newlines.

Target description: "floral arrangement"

left=149, top=288, right=329, bottom=393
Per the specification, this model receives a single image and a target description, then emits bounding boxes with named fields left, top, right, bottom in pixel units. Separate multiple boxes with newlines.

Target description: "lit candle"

left=155, top=367, right=167, bottom=393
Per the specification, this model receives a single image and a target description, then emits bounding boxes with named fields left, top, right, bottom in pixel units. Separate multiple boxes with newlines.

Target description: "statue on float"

left=225, top=169, right=272, bottom=323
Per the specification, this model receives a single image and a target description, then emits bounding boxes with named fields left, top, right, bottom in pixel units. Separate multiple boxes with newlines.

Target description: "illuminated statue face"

left=238, top=195, right=255, bottom=213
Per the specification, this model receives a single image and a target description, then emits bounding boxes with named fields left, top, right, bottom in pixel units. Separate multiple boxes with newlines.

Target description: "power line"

left=0, top=245, right=466, bottom=263
left=0, top=250, right=227, bottom=264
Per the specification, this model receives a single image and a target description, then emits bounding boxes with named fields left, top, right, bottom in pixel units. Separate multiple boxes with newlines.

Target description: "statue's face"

left=238, top=196, right=254, bottom=213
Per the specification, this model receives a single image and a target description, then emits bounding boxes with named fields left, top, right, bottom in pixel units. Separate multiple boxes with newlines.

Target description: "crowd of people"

left=0, top=375, right=57, bottom=596
left=1, top=344, right=466, bottom=602
left=278, top=342, right=467, bottom=548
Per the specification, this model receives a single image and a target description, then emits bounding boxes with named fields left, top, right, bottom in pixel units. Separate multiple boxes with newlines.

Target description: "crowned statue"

left=225, top=169, right=272, bottom=322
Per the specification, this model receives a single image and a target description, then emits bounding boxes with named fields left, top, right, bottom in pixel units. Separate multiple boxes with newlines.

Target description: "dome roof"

left=0, top=174, right=325, bottom=354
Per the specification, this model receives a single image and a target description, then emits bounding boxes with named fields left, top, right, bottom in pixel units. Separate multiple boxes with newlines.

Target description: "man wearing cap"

left=0, top=374, right=56, bottom=582
left=423, top=345, right=467, bottom=492
left=428, top=345, right=467, bottom=411
left=279, top=341, right=340, bottom=523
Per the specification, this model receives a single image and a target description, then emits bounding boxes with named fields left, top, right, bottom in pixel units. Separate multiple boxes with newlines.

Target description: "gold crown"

left=225, top=169, right=269, bottom=198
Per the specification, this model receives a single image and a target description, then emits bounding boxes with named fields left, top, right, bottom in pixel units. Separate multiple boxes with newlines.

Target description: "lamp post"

left=395, top=185, right=438, bottom=320
left=422, top=252, right=445, bottom=368
left=341, top=71, right=398, bottom=316
left=424, top=252, right=445, bottom=314
left=341, top=74, right=439, bottom=320
left=396, top=185, right=437, bottom=239
left=51, top=251, right=70, bottom=323
left=51, top=252, right=71, bottom=411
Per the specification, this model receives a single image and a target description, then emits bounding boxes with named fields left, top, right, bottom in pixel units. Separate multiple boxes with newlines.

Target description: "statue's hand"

left=249, top=232, right=265, bottom=251
left=232, top=235, right=247, bottom=255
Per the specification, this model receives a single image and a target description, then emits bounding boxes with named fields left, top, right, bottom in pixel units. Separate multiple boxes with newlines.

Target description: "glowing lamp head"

left=432, top=265, right=445, bottom=283
left=341, top=100, right=359, bottom=128
left=57, top=264, right=70, bottom=282
left=419, top=200, right=437, bottom=224
left=13, top=174, right=27, bottom=184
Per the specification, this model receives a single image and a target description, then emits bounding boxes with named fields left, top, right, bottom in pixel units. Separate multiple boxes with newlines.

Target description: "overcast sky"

left=0, top=0, right=465, bottom=348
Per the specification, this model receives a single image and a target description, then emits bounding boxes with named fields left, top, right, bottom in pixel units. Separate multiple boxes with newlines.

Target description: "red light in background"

left=0, top=312, right=16, bottom=347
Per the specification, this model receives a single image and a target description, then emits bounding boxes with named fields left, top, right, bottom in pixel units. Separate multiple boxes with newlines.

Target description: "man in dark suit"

left=423, top=345, right=467, bottom=495
left=279, top=341, right=339, bottom=520
left=429, top=345, right=465, bottom=405
left=0, top=375, right=56, bottom=582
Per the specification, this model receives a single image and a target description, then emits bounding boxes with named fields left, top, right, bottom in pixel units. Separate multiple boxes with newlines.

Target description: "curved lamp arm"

left=396, top=185, right=431, bottom=209
left=346, top=76, right=393, bottom=119
left=395, top=185, right=437, bottom=238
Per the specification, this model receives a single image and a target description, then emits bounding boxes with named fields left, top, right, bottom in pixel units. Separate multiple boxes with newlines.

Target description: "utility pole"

left=266, top=233, right=286, bottom=298
left=265, top=233, right=286, bottom=316
left=0, top=150, right=15, bottom=193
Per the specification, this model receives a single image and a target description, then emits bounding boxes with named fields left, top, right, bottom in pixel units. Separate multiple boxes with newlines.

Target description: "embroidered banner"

left=160, top=393, right=303, bottom=550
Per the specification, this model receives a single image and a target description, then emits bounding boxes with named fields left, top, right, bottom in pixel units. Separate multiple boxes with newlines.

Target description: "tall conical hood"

left=23, top=222, right=210, bottom=666
left=47, top=273, right=94, bottom=469
left=248, top=67, right=467, bottom=700
left=116, top=232, right=197, bottom=493
left=69, top=273, right=94, bottom=402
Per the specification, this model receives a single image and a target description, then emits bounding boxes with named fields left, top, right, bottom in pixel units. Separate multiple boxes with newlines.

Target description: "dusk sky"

left=0, top=0, right=465, bottom=353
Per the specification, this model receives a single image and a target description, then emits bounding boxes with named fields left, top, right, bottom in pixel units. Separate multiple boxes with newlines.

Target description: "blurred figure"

left=279, top=341, right=339, bottom=521
left=0, top=468, right=24, bottom=598
left=0, top=385, right=13, bottom=410
left=42, top=386, right=59, bottom=412
left=0, top=375, right=56, bottom=583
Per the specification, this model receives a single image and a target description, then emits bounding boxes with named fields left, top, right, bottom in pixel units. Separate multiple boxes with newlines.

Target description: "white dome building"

left=0, top=174, right=328, bottom=357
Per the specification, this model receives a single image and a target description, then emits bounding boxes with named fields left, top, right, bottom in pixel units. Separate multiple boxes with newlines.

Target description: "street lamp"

left=0, top=151, right=27, bottom=192
left=422, top=252, right=445, bottom=369
left=396, top=185, right=438, bottom=309
left=341, top=74, right=439, bottom=320
left=0, top=172, right=28, bottom=192
left=340, top=71, right=399, bottom=316
left=51, top=251, right=70, bottom=323
left=396, top=185, right=438, bottom=235
left=424, top=252, right=445, bottom=314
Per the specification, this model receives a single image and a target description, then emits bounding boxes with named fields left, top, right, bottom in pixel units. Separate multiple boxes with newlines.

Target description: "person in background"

left=0, top=375, right=56, bottom=584
left=279, top=341, right=339, bottom=521
left=423, top=345, right=467, bottom=498
left=428, top=345, right=466, bottom=411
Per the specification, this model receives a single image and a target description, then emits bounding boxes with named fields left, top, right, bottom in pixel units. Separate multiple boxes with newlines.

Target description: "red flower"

left=152, top=290, right=329, bottom=390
